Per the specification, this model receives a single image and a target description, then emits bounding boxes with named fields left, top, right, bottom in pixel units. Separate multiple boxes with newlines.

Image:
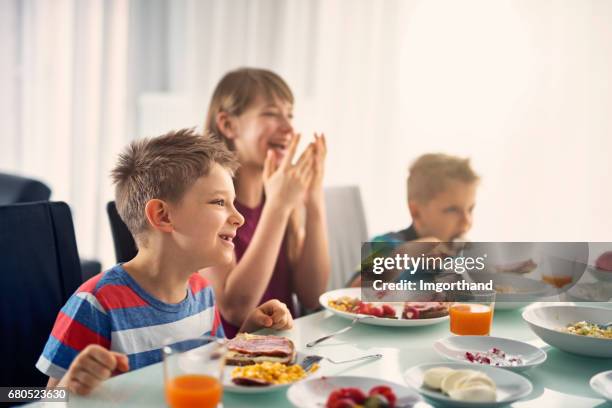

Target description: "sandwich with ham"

left=226, top=333, right=296, bottom=366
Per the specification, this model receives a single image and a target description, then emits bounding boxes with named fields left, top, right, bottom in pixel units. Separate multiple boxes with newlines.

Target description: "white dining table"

left=30, top=303, right=611, bottom=408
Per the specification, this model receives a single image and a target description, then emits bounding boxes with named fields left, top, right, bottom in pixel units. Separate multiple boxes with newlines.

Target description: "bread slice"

left=226, top=333, right=296, bottom=366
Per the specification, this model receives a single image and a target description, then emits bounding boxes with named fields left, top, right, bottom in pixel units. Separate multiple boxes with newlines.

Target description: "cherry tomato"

left=382, top=304, right=395, bottom=317
left=326, top=387, right=367, bottom=407
left=369, top=385, right=397, bottom=407
left=369, top=306, right=383, bottom=317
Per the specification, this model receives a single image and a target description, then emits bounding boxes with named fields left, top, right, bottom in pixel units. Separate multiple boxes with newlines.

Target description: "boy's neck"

left=122, top=248, right=193, bottom=304
left=234, top=165, right=264, bottom=208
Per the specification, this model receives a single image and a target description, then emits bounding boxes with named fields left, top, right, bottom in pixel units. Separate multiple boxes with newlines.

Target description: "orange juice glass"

left=449, top=291, right=495, bottom=335
left=163, top=336, right=226, bottom=408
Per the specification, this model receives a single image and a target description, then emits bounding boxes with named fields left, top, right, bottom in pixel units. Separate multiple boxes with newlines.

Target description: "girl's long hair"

left=205, top=67, right=302, bottom=265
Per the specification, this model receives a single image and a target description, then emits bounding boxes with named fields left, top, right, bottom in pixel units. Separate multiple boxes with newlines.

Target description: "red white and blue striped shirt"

left=36, top=264, right=223, bottom=379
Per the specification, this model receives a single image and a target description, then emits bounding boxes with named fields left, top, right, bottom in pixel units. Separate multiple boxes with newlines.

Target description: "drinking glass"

left=163, top=336, right=226, bottom=408
left=449, top=290, right=496, bottom=335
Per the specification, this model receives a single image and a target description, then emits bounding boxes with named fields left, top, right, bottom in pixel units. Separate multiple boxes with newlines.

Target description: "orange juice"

left=165, top=374, right=222, bottom=408
left=449, top=303, right=494, bottom=335
left=542, top=274, right=572, bottom=288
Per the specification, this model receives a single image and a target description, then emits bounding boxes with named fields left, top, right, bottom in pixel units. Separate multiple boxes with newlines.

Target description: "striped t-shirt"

left=36, top=264, right=224, bottom=379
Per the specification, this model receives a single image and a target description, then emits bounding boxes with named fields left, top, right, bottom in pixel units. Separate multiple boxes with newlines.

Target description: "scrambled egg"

left=565, top=321, right=612, bottom=339
left=231, top=361, right=319, bottom=385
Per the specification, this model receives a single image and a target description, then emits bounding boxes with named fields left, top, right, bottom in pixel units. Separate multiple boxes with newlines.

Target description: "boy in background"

left=37, top=129, right=293, bottom=395
left=351, top=153, right=480, bottom=286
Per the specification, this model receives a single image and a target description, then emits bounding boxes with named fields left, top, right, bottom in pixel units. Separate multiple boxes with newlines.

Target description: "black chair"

left=0, top=172, right=101, bottom=280
left=0, top=172, right=51, bottom=205
left=0, top=202, right=83, bottom=388
left=107, top=201, right=138, bottom=263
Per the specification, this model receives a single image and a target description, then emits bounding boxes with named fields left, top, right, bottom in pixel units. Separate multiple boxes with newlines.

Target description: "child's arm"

left=292, top=134, right=331, bottom=309
left=47, top=345, right=128, bottom=395
left=203, top=134, right=314, bottom=326
left=239, top=299, right=294, bottom=333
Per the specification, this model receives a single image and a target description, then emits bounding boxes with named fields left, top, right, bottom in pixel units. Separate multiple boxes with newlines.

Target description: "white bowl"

left=404, top=362, right=533, bottom=407
left=590, top=370, right=612, bottom=401
left=588, top=265, right=612, bottom=282
left=522, top=304, right=612, bottom=358
left=433, top=336, right=547, bottom=371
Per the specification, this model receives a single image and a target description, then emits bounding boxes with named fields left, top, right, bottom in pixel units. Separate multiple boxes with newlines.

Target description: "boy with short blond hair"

left=406, top=153, right=479, bottom=243
left=38, top=129, right=293, bottom=395
left=350, top=153, right=479, bottom=286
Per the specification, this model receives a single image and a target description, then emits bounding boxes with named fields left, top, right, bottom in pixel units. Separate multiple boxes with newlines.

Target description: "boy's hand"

left=240, top=299, right=294, bottom=333
left=60, top=345, right=129, bottom=395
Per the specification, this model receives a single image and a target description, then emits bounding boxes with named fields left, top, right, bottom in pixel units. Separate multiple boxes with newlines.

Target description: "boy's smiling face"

left=167, top=163, right=245, bottom=269
left=409, top=180, right=478, bottom=242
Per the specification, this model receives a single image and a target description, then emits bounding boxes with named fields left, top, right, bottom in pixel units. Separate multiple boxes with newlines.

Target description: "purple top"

left=221, top=199, right=296, bottom=338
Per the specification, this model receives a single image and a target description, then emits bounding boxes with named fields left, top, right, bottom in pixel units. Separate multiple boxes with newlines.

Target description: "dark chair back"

left=106, top=201, right=138, bottom=263
left=0, top=202, right=83, bottom=387
left=0, top=172, right=51, bottom=205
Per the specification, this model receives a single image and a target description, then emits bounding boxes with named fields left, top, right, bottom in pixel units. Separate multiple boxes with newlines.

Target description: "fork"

left=306, top=315, right=373, bottom=347
left=300, top=353, right=383, bottom=371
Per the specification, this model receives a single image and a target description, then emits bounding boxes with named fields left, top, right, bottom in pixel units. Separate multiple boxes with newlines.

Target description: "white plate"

left=319, top=288, right=449, bottom=327
left=522, top=304, right=612, bottom=358
left=566, top=282, right=612, bottom=302
left=467, top=272, right=553, bottom=310
left=433, top=336, right=547, bottom=371
left=404, top=362, right=533, bottom=407
left=590, top=370, right=612, bottom=401
left=287, top=375, right=421, bottom=408
left=223, top=352, right=318, bottom=394
left=587, top=265, right=612, bottom=283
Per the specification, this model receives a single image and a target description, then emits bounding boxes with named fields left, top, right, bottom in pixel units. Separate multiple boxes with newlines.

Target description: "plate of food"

left=433, top=336, right=547, bottom=371
left=466, top=271, right=554, bottom=310
left=590, top=370, right=612, bottom=401
left=522, top=304, right=612, bottom=358
left=320, top=288, right=450, bottom=327
left=223, top=334, right=320, bottom=394
left=287, top=375, right=421, bottom=408
left=403, top=362, right=533, bottom=407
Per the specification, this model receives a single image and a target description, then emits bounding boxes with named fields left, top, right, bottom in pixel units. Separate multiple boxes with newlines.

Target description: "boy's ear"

left=216, top=112, right=237, bottom=139
left=408, top=200, right=420, bottom=221
left=144, top=199, right=173, bottom=233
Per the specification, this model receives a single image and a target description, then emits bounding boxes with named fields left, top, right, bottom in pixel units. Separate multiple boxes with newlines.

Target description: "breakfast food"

left=541, top=274, right=572, bottom=288
left=464, top=348, right=524, bottom=367
left=493, top=259, right=537, bottom=274
left=564, top=321, right=612, bottom=339
left=226, top=333, right=296, bottom=366
left=328, top=297, right=397, bottom=318
left=325, top=385, right=397, bottom=408
left=402, top=302, right=449, bottom=319
left=423, top=367, right=497, bottom=402
left=231, top=361, right=317, bottom=386
left=595, top=251, right=612, bottom=271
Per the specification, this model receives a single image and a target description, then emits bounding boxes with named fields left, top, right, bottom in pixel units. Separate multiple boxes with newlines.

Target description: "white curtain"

left=1, top=0, right=131, bottom=267
left=2, top=0, right=612, bottom=270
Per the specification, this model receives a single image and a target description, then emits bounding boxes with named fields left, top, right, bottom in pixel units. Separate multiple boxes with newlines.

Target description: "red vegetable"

left=325, top=387, right=366, bottom=407
left=369, top=385, right=397, bottom=407
left=382, top=304, right=395, bottom=317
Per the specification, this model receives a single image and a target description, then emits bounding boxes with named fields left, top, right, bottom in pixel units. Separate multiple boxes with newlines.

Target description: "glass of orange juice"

left=163, top=336, right=226, bottom=408
left=449, top=290, right=496, bottom=336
